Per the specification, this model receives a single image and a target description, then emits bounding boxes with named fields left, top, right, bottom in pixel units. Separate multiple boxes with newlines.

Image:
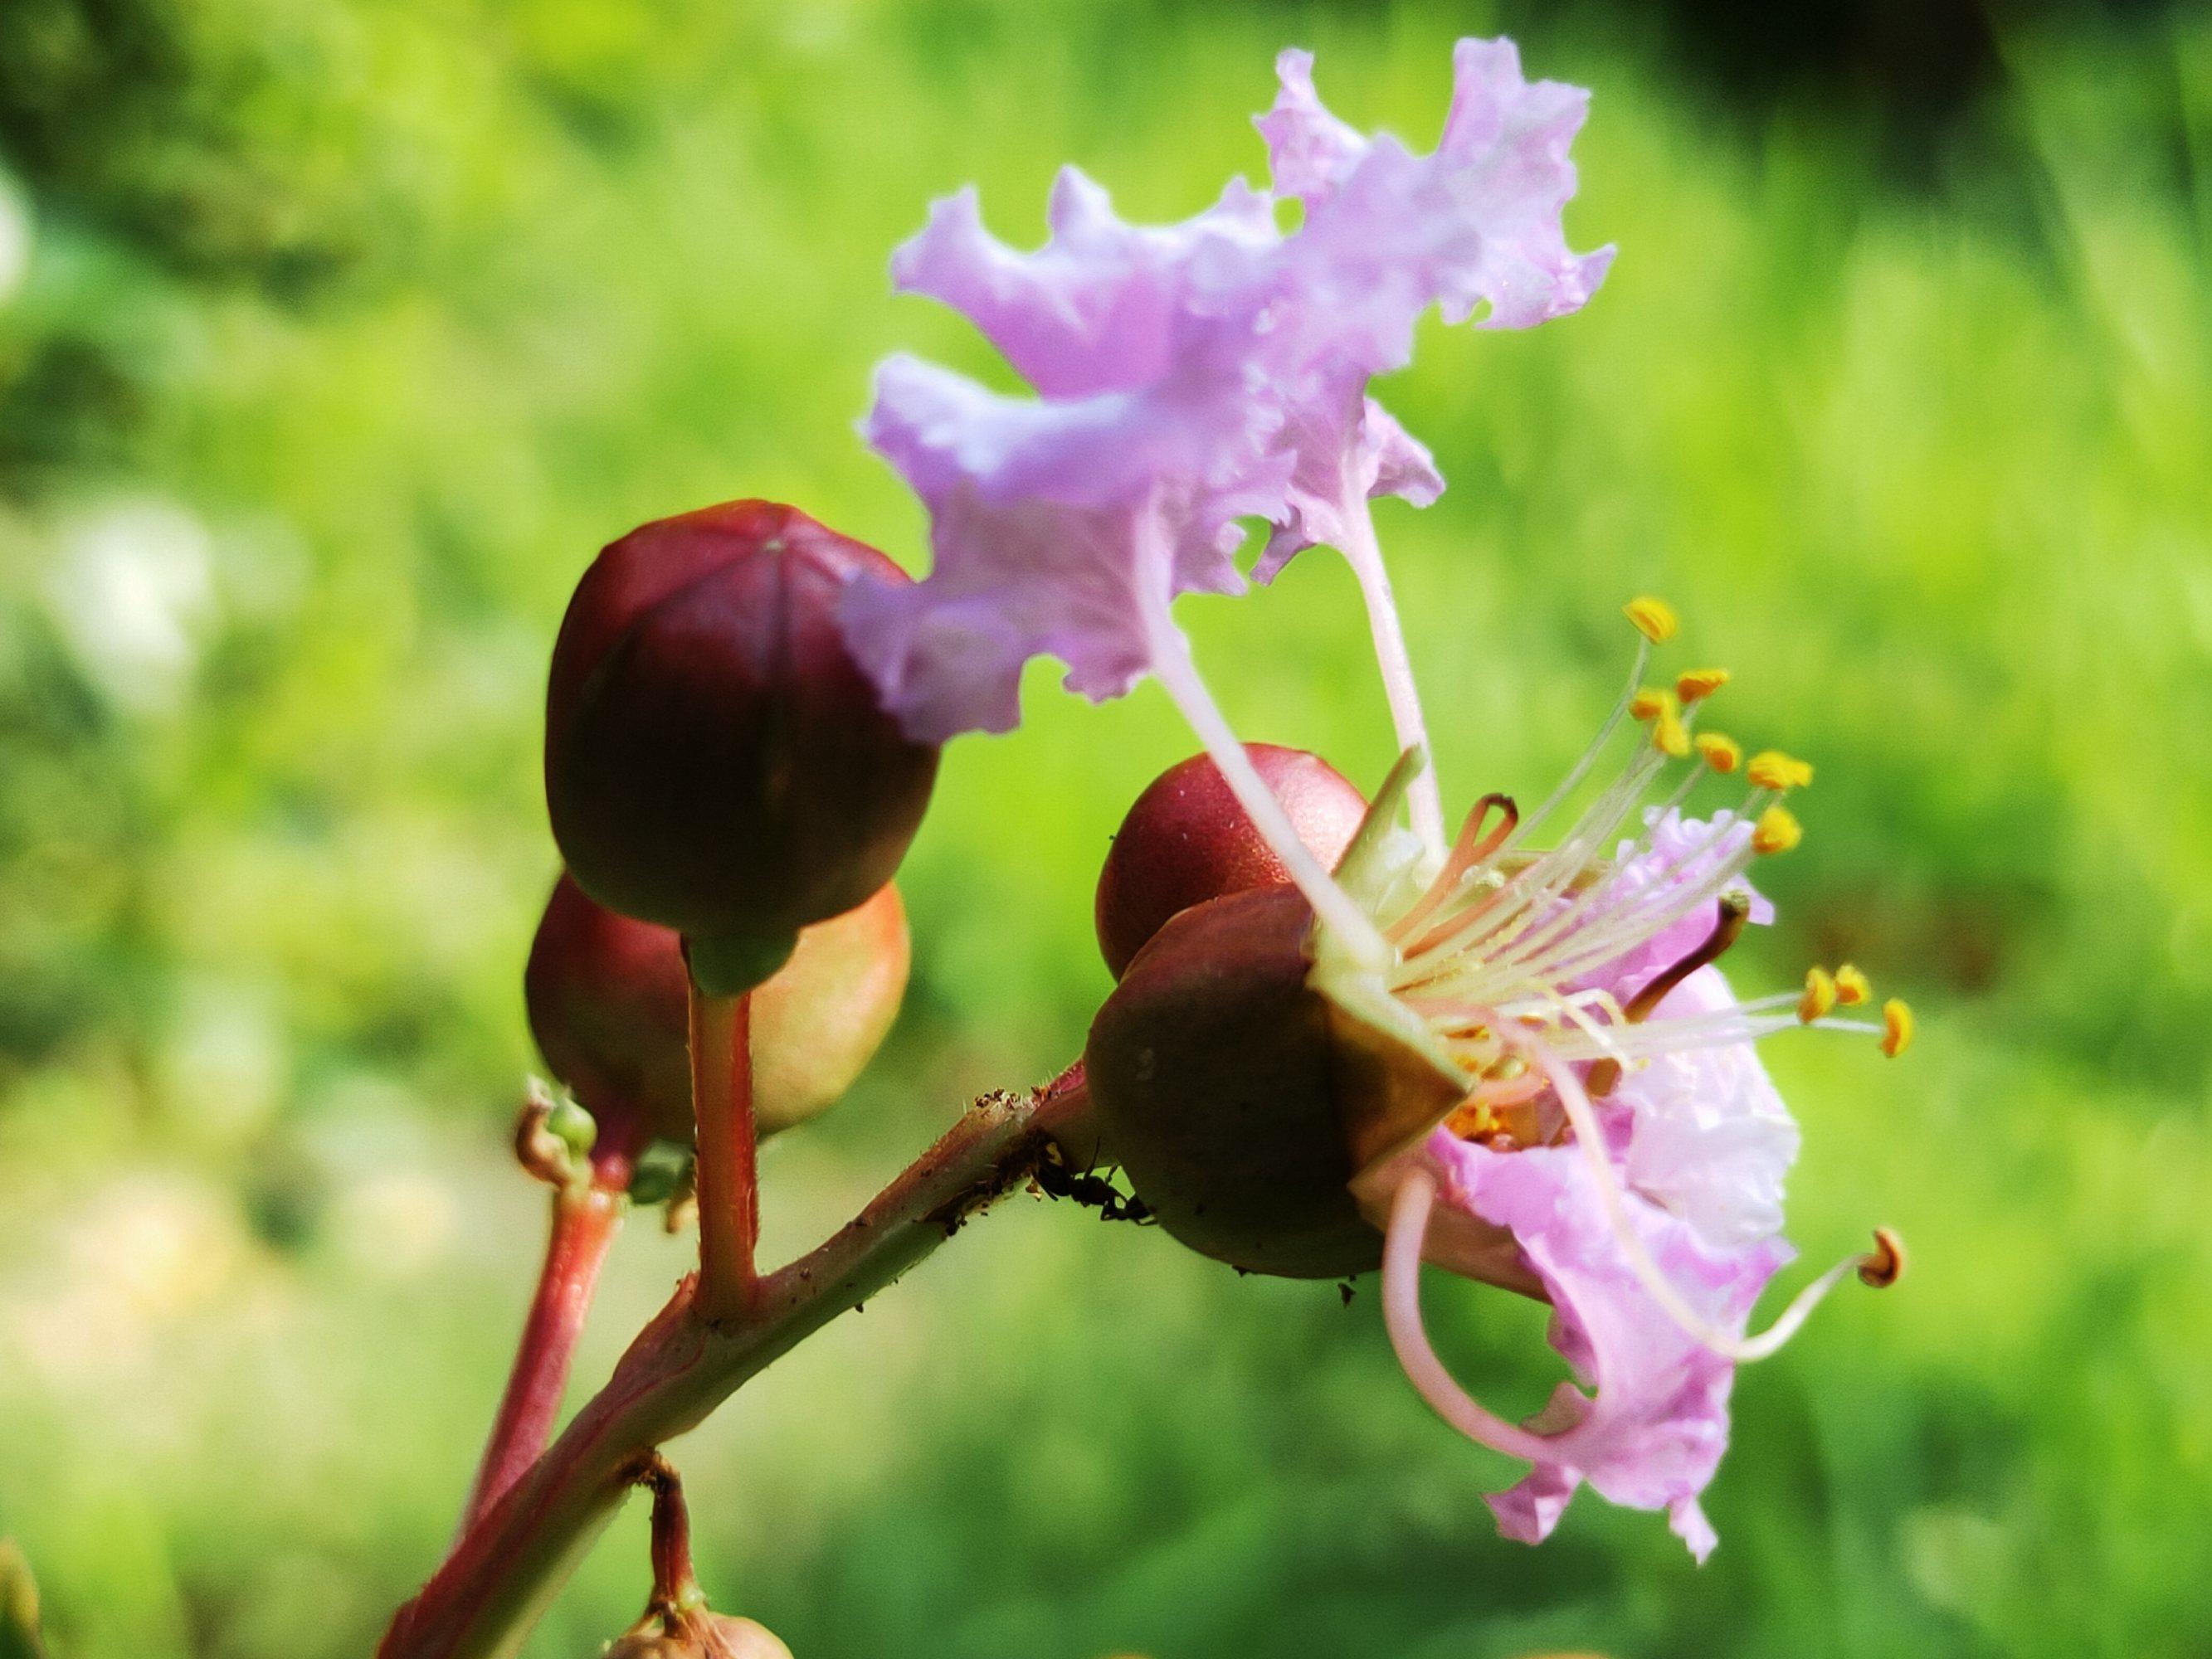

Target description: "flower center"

left=1325, top=596, right=1904, bottom=1114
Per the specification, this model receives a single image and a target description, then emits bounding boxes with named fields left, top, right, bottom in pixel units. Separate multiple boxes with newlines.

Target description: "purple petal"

left=1254, top=396, right=1444, bottom=583
left=891, top=168, right=1279, bottom=398
left=1614, top=968, right=1801, bottom=1250
left=1254, top=47, right=1368, bottom=207
left=850, top=36, right=1611, bottom=732
left=846, top=354, right=1284, bottom=740
left=1246, top=39, right=1610, bottom=569
left=1420, top=1131, right=1790, bottom=1558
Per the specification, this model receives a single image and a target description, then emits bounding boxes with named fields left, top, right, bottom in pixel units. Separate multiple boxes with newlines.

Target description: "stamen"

left=1381, top=1168, right=1555, bottom=1462
left=1695, top=732, right=1742, bottom=773
left=1752, top=805, right=1802, bottom=855
left=1834, top=964, right=1871, bottom=1006
left=1505, top=636, right=1653, bottom=854
left=1586, top=898, right=1755, bottom=1097
left=1858, top=1227, right=1906, bottom=1287
left=1390, top=794, right=1519, bottom=946
left=1675, top=668, right=1730, bottom=704
left=1624, top=898, right=1750, bottom=1024
left=1627, top=684, right=1691, bottom=758
left=1625, top=596, right=1678, bottom=644
left=1881, top=999, right=1914, bottom=1058
left=1799, top=967, right=1838, bottom=1024
left=1747, top=751, right=1814, bottom=792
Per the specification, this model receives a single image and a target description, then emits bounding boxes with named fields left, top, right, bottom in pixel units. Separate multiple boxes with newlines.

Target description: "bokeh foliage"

left=1, top=2, right=2209, bottom=1657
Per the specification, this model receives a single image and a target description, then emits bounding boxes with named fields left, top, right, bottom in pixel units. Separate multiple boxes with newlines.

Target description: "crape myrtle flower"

left=845, top=35, right=1908, bottom=1558
left=1303, top=611, right=1906, bottom=1555
left=1081, top=602, right=1908, bottom=1555
left=843, top=37, right=1613, bottom=933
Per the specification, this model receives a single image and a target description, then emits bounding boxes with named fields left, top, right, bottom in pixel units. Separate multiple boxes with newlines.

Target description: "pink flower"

left=837, top=34, right=1898, bottom=1559
left=843, top=40, right=1610, bottom=879
left=1251, top=41, right=1613, bottom=572
left=1384, top=1126, right=1791, bottom=1559
left=1320, top=622, right=1901, bottom=1558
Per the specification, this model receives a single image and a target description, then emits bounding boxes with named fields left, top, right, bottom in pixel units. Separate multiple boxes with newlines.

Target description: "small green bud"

left=545, top=1095, right=598, bottom=1160
left=628, top=1143, right=694, bottom=1209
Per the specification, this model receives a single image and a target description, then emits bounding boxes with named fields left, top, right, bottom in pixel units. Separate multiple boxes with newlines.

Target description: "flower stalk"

left=460, top=1180, right=625, bottom=1531
left=688, top=986, right=758, bottom=1323
left=635, top=1455, right=704, bottom=1614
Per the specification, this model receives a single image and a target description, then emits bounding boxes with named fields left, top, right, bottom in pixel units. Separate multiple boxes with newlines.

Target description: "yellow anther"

left=1675, top=667, right=1731, bottom=704
left=1881, top=998, right=1914, bottom=1058
left=1834, top=963, right=1871, bottom=1006
left=1695, top=732, right=1742, bottom=773
left=1747, top=750, right=1815, bottom=792
left=1752, top=804, right=1802, bottom=855
left=1799, top=966, right=1838, bottom=1023
left=1652, top=708, right=1691, bottom=758
left=1625, top=596, right=1678, bottom=644
left=1628, top=687, right=1671, bottom=722
left=1858, top=1227, right=1906, bottom=1288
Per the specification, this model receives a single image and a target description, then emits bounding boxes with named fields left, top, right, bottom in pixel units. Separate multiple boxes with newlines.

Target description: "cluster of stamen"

left=1349, top=597, right=1912, bottom=1362
left=1368, top=597, right=1907, bottom=1123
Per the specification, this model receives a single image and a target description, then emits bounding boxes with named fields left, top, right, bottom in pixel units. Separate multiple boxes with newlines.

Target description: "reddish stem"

left=688, top=985, right=758, bottom=1322
left=379, top=1078, right=1086, bottom=1659
left=459, top=1184, right=624, bottom=1531
left=636, top=1457, right=700, bottom=1613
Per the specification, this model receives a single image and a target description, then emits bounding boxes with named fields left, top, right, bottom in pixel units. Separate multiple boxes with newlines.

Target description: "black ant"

left=1031, top=1144, right=1152, bottom=1224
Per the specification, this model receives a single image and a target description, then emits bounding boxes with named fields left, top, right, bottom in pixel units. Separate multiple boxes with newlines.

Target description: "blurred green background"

left=2, top=1, right=2209, bottom=1656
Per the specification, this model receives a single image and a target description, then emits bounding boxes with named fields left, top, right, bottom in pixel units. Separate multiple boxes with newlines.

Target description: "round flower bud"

left=526, top=873, right=910, bottom=1158
left=1084, top=883, right=1460, bottom=1278
left=545, top=499, right=939, bottom=995
left=604, top=1612, right=792, bottom=1659
left=1094, top=744, right=1367, bottom=979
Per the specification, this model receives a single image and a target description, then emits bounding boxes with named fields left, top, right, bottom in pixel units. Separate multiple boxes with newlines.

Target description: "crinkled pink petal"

left=845, top=353, right=1287, bottom=740
left=1252, top=48, right=1367, bottom=204
left=1614, top=967, right=1801, bottom=1250
left=1245, top=40, right=1611, bottom=569
left=891, top=168, right=1281, bottom=397
left=1255, top=396, right=1444, bottom=582
left=1258, top=40, right=1615, bottom=332
left=1418, top=1129, right=1790, bottom=1559
left=850, top=36, right=1610, bottom=734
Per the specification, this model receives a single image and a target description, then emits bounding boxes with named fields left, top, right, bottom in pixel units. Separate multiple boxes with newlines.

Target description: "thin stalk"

left=1337, top=497, right=1445, bottom=863
left=1138, top=596, right=1386, bottom=957
left=635, top=1456, right=703, bottom=1613
left=459, top=1184, right=624, bottom=1531
left=688, top=986, right=758, bottom=1322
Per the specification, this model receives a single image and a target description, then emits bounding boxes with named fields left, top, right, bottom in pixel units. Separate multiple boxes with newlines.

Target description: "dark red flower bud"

left=1094, top=744, right=1366, bottom=979
left=545, top=500, right=939, bottom=994
left=1084, top=883, right=1460, bottom=1278
left=526, top=873, right=909, bottom=1165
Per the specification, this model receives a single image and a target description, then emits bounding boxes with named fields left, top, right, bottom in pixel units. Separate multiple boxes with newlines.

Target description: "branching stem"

left=378, top=1077, right=1083, bottom=1659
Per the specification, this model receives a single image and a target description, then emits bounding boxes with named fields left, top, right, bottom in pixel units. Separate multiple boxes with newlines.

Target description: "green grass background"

left=1, top=2, right=2209, bottom=1655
